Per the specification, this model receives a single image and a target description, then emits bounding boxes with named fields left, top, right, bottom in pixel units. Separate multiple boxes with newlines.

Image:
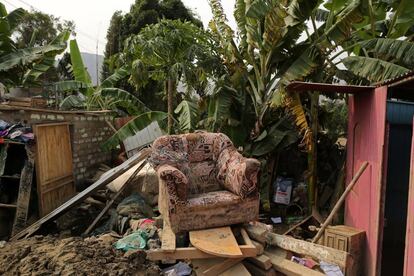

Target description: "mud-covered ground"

left=0, top=235, right=160, bottom=276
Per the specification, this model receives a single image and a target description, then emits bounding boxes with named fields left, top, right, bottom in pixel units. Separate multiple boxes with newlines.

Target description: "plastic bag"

left=114, top=230, right=148, bottom=251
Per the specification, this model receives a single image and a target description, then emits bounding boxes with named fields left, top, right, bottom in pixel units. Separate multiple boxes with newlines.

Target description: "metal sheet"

left=344, top=86, right=387, bottom=276
left=286, top=81, right=374, bottom=94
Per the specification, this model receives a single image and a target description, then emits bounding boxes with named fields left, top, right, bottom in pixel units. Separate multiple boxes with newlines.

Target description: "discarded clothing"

left=0, top=121, right=34, bottom=143
left=116, top=193, right=154, bottom=219
left=320, top=261, right=344, bottom=276
left=162, top=262, right=192, bottom=276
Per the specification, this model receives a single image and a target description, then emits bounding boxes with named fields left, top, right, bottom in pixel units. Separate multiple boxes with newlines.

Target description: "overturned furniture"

left=150, top=132, right=261, bottom=233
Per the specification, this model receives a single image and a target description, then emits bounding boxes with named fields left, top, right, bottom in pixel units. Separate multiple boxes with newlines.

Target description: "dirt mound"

left=0, top=235, right=160, bottom=276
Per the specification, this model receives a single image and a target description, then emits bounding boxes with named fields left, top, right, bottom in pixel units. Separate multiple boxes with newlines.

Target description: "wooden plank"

left=246, top=255, right=272, bottom=270
left=220, top=263, right=251, bottom=276
left=146, top=245, right=257, bottom=261
left=12, top=151, right=34, bottom=236
left=0, top=203, right=17, bottom=208
left=161, top=219, right=176, bottom=253
left=192, top=258, right=244, bottom=276
left=312, top=162, right=368, bottom=243
left=243, top=261, right=276, bottom=276
left=264, top=248, right=324, bottom=276
left=33, top=123, right=75, bottom=216
left=266, top=232, right=350, bottom=270
left=11, top=148, right=151, bottom=240
left=190, top=227, right=243, bottom=258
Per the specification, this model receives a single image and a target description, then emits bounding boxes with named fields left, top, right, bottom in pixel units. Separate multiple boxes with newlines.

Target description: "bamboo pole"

left=312, top=161, right=369, bottom=243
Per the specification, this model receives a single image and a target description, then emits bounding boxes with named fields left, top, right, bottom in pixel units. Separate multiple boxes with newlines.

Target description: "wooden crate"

left=321, top=225, right=365, bottom=276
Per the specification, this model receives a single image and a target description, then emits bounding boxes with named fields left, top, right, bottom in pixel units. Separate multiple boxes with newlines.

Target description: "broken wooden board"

left=11, top=148, right=151, bottom=240
left=190, top=227, right=243, bottom=258
left=266, top=232, right=350, bottom=270
left=192, top=258, right=244, bottom=276
left=146, top=245, right=257, bottom=261
left=12, top=152, right=34, bottom=236
left=264, top=248, right=325, bottom=276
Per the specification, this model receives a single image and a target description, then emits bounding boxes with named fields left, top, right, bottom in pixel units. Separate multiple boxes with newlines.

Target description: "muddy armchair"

left=149, top=132, right=260, bottom=233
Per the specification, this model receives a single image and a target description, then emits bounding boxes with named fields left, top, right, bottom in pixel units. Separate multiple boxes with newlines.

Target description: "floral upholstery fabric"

left=149, top=131, right=260, bottom=201
left=217, top=148, right=261, bottom=199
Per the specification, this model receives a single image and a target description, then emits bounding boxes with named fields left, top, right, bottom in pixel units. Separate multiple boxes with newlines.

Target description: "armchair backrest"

left=150, top=132, right=235, bottom=194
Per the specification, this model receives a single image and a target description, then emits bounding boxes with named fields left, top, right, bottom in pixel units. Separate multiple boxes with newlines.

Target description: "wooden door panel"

left=404, top=118, right=414, bottom=276
left=345, top=86, right=387, bottom=276
left=33, top=123, right=75, bottom=216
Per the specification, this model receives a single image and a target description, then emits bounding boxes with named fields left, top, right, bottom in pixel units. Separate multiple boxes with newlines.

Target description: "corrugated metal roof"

left=286, top=81, right=374, bottom=94
left=287, top=70, right=414, bottom=94
left=375, top=71, right=414, bottom=87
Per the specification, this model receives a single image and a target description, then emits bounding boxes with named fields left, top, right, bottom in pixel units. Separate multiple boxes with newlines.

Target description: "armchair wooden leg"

left=161, top=220, right=176, bottom=253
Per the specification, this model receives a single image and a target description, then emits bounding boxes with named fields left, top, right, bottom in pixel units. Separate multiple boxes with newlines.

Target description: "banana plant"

left=54, top=39, right=149, bottom=113
left=207, top=0, right=368, bottom=209
left=0, top=3, right=68, bottom=87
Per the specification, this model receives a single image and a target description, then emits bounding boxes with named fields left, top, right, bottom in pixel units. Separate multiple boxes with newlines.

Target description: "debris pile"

left=0, top=235, right=160, bottom=275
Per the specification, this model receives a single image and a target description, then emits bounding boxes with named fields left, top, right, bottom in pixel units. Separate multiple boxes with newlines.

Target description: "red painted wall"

left=345, top=86, right=387, bottom=276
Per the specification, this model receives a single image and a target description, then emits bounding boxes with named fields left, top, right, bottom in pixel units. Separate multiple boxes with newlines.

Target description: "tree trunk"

left=167, top=79, right=174, bottom=134
left=308, top=92, right=319, bottom=211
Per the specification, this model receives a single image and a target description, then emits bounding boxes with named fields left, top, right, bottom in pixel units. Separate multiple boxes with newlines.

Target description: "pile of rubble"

left=0, top=234, right=160, bottom=275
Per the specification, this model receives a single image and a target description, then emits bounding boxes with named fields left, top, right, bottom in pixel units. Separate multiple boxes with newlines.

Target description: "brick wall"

left=0, top=107, right=114, bottom=185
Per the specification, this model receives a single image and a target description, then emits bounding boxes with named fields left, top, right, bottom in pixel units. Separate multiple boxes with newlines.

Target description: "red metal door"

left=345, top=86, right=387, bottom=276
left=404, top=117, right=414, bottom=276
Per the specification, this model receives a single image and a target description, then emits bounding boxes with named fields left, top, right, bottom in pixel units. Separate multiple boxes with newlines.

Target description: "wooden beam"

left=264, top=248, right=324, bottom=276
left=246, top=255, right=272, bottom=270
left=11, top=148, right=151, bottom=240
left=83, top=160, right=148, bottom=236
left=245, top=222, right=269, bottom=244
left=146, top=245, right=257, bottom=261
left=312, top=161, right=369, bottom=243
left=266, top=232, right=350, bottom=269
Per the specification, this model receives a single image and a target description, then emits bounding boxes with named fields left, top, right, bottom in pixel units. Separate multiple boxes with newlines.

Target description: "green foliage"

left=0, top=4, right=69, bottom=87
left=174, top=100, right=199, bottom=132
left=14, top=9, right=75, bottom=48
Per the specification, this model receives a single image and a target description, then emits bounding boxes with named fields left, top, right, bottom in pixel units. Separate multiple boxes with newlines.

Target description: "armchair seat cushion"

left=167, top=190, right=259, bottom=233
left=187, top=190, right=243, bottom=210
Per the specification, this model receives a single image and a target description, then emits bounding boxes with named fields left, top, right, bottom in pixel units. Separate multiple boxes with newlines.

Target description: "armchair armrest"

left=157, top=164, right=189, bottom=204
left=217, top=149, right=261, bottom=199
